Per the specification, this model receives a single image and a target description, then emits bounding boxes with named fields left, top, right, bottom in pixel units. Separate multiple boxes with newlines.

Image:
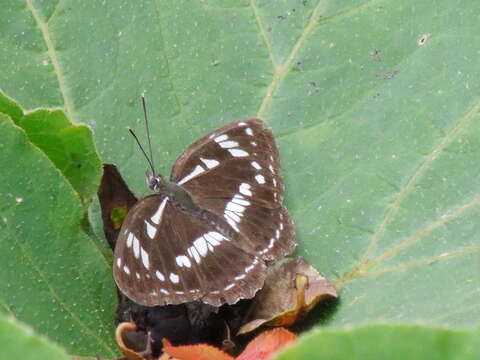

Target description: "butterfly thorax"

left=149, top=174, right=241, bottom=243
left=149, top=174, right=201, bottom=216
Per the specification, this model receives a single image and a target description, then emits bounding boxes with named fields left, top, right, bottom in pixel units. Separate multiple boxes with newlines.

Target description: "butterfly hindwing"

left=171, top=118, right=296, bottom=260
left=113, top=194, right=266, bottom=307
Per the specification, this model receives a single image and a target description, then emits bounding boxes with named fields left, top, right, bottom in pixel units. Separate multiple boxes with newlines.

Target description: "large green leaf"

left=0, top=313, right=70, bottom=360
left=0, top=114, right=117, bottom=357
left=276, top=324, right=480, bottom=359
left=1, top=0, right=479, bottom=357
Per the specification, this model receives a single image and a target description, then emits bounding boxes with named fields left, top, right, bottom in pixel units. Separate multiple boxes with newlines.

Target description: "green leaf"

left=0, top=313, right=70, bottom=360
left=275, top=324, right=480, bottom=360
left=1, top=0, right=480, bottom=357
left=0, top=114, right=117, bottom=357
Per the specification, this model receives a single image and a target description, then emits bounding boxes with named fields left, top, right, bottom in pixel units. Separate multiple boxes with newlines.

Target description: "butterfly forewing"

left=171, top=118, right=296, bottom=260
left=114, top=194, right=266, bottom=307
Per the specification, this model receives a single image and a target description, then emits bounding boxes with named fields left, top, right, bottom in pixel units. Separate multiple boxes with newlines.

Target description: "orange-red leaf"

left=162, top=339, right=235, bottom=360
left=236, top=328, right=297, bottom=360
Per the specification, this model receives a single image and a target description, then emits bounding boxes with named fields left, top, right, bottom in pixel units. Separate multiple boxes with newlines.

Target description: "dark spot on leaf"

left=369, top=49, right=382, bottom=62
left=383, top=70, right=399, bottom=79
left=418, top=33, right=429, bottom=46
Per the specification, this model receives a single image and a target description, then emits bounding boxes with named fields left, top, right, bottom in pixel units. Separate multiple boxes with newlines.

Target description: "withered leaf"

left=238, top=257, right=337, bottom=334
left=98, top=163, right=137, bottom=250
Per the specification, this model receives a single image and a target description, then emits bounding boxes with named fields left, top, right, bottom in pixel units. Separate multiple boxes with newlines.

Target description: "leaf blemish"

left=418, top=33, right=430, bottom=46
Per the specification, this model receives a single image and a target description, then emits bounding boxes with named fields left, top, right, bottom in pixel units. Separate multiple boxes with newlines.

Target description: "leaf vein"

left=152, top=1, right=196, bottom=133
left=25, top=0, right=76, bottom=122
left=6, top=233, right=116, bottom=356
left=249, top=0, right=278, bottom=69
left=360, top=100, right=480, bottom=262
left=256, top=0, right=328, bottom=119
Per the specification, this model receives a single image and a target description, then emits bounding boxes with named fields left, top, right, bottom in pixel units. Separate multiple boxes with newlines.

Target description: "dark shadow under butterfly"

left=113, top=114, right=297, bottom=307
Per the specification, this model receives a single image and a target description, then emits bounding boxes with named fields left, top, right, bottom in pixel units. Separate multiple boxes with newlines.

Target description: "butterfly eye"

left=146, top=174, right=163, bottom=191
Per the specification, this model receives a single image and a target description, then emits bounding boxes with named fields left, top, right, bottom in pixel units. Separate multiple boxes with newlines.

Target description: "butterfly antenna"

left=141, top=93, right=156, bottom=174
left=128, top=127, right=156, bottom=176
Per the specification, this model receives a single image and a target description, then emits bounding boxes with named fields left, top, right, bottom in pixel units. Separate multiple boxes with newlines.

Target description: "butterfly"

left=113, top=115, right=296, bottom=307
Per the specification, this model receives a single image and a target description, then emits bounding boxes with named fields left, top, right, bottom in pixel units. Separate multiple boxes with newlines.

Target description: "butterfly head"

left=146, top=172, right=165, bottom=192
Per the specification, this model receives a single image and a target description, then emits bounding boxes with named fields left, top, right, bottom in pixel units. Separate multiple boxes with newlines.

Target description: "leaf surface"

left=0, top=0, right=479, bottom=356
left=275, top=324, right=480, bottom=360
left=0, top=114, right=117, bottom=357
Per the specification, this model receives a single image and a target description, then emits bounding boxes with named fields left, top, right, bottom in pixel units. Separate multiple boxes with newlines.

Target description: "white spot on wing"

left=232, top=196, right=251, bottom=206
left=245, top=264, right=254, bottom=273
left=225, top=213, right=240, bottom=232
left=204, top=232, right=224, bottom=246
left=178, top=165, right=205, bottom=185
left=226, top=201, right=245, bottom=214
left=219, top=140, right=239, bottom=149
left=234, top=274, right=246, bottom=280
left=145, top=220, right=157, bottom=239
left=160, top=289, right=169, bottom=294
left=251, top=161, right=262, bottom=170
left=151, top=198, right=168, bottom=224
left=245, top=127, right=253, bottom=136
left=141, top=247, right=149, bottom=269
left=268, top=238, right=275, bottom=249
left=133, top=236, right=140, bottom=258
left=238, top=122, right=247, bottom=126
left=225, top=210, right=241, bottom=222
left=156, top=270, right=165, bottom=281
left=200, top=158, right=220, bottom=169
left=170, top=273, right=179, bottom=283
left=255, top=174, right=266, bottom=184
left=194, top=236, right=208, bottom=257
left=214, top=134, right=228, bottom=142
left=123, top=265, right=130, bottom=275
left=239, top=183, right=252, bottom=196
left=126, top=232, right=133, bottom=248
left=189, top=246, right=201, bottom=263
left=116, top=258, right=122, bottom=268
left=176, top=255, right=192, bottom=268
left=210, top=231, right=225, bottom=241
left=229, top=149, right=249, bottom=157
left=224, top=283, right=235, bottom=291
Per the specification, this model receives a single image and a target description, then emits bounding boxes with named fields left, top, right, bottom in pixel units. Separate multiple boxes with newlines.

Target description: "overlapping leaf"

left=0, top=313, right=70, bottom=360
left=0, top=114, right=117, bottom=357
